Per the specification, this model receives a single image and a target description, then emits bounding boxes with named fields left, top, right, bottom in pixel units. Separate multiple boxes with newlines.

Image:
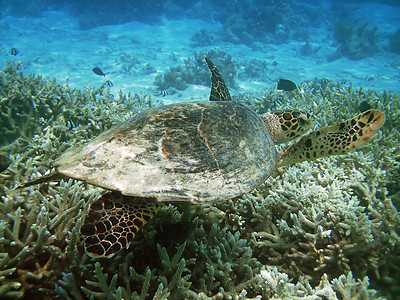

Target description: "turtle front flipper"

left=205, top=55, right=232, bottom=101
left=277, top=109, right=385, bottom=167
left=80, top=192, right=161, bottom=258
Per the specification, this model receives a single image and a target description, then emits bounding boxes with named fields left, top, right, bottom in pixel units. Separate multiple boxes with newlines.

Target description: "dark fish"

left=92, top=67, right=106, bottom=77
left=272, top=60, right=278, bottom=67
left=10, top=48, right=19, bottom=56
left=319, top=78, right=331, bottom=90
left=66, top=120, right=76, bottom=129
left=155, top=90, right=170, bottom=97
left=0, top=155, right=11, bottom=172
left=359, top=101, right=372, bottom=112
left=277, top=79, right=297, bottom=91
left=105, top=80, right=113, bottom=87
left=320, top=78, right=330, bottom=85
left=154, top=89, right=176, bottom=97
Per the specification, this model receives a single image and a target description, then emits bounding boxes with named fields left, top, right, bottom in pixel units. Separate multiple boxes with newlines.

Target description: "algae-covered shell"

left=55, top=101, right=277, bottom=203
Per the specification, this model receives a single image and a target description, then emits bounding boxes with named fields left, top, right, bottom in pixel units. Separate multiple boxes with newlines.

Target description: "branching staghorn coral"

left=0, top=179, right=100, bottom=298
left=186, top=223, right=261, bottom=298
left=0, top=63, right=159, bottom=298
left=247, top=159, right=378, bottom=279
left=234, top=81, right=400, bottom=298
left=259, top=267, right=378, bottom=299
left=1, top=63, right=398, bottom=298
left=0, top=62, right=159, bottom=192
left=0, top=61, right=158, bottom=147
left=0, top=62, right=65, bottom=145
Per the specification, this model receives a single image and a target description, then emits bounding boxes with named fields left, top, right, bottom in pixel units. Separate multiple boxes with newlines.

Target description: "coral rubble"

left=1, top=64, right=399, bottom=299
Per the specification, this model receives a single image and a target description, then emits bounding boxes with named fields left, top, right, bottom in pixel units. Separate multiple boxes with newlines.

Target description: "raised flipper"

left=80, top=192, right=161, bottom=258
left=277, top=109, right=385, bottom=167
left=205, top=55, right=232, bottom=101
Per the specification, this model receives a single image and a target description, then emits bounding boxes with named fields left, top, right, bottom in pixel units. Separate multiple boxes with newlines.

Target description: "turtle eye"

left=292, top=111, right=301, bottom=118
left=283, top=113, right=292, bottom=120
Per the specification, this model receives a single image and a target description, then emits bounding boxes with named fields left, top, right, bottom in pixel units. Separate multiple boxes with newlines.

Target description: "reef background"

left=1, top=0, right=400, bottom=299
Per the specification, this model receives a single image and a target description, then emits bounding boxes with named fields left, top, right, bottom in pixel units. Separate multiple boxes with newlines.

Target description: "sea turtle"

left=19, top=56, right=385, bottom=258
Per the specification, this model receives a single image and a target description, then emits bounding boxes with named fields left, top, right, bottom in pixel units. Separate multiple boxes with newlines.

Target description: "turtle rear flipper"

left=15, top=172, right=66, bottom=189
left=80, top=192, right=161, bottom=258
left=277, top=109, right=385, bottom=167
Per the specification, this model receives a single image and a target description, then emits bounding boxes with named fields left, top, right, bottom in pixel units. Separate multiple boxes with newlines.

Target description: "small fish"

left=105, top=80, right=113, bottom=87
left=155, top=90, right=170, bottom=97
left=277, top=79, right=297, bottom=92
left=10, top=48, right=19, bottom=56
left=272, top=60, right=278, bottom=67
left=0, top=155, right=11, bottom=172
left=66, top=120, right=76, bottom=129
left=359, top=101, right=372, bottom=112
left=92, top=67, right=106, bottom=77
left=320, top=78, right=331, bottom=85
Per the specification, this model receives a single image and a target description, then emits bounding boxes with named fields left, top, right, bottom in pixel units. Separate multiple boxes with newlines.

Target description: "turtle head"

left=260, top=110, right=313, bottom=144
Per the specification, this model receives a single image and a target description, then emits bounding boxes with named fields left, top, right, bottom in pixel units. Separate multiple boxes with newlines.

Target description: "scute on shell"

left=55, top=101, right=277, bottom=203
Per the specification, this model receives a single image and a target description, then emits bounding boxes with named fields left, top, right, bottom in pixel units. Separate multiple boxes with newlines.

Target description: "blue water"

left=1, top=0, right=399, bottom=98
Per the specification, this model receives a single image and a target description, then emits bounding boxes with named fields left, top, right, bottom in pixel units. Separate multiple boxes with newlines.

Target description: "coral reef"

left=299, top=41, right=321, bottom=57
left=237, top=80, right=400, bottom=297
left=0, top=62, right=156, bottom=148
left=190, top=29, right=216, bottom=47
left=0, top=62, right=159, bottom=194
left=154, top=49, right=237, bottom=91
left=240, top=58, right=270, bottom=80
left=216, top=0, right=324, bottom=45
left=329, top=21, right=379, bottom=61
left=389, top=28, right=400, bottom=54
left=1, top=64, right=399, bottom=299
left=219, top=1, right=295, bottom=45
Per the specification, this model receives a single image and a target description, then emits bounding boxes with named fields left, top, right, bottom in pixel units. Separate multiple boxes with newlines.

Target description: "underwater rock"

left=299, top=41, right=321, bottom=57
left=222, top=15, right=255, bottom=45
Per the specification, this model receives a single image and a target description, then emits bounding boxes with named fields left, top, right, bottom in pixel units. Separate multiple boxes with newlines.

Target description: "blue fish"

left=92, top=67, right=106, bottom=77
